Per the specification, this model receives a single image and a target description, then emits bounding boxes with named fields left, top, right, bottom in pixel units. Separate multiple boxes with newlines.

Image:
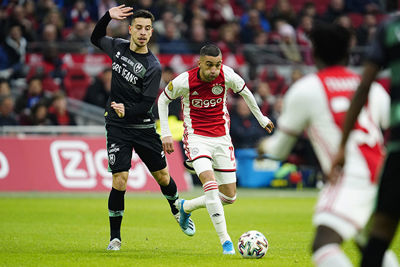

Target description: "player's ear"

left=128, top=25, right=132, bottom=34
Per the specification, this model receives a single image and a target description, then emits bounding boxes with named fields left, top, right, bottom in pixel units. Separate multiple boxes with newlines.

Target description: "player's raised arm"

left=90, top=5, right=133, bottom=48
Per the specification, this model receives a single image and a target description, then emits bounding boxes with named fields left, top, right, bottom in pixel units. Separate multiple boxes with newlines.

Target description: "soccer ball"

left=237, top=230, right=269, bottom=259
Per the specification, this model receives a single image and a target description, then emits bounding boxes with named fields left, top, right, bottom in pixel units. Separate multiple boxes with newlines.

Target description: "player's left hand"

left=264, top=120, right=274, bottom=134
left=111, top=101, right=125, bottom=118
left=328, top=146, right=345, bottom=184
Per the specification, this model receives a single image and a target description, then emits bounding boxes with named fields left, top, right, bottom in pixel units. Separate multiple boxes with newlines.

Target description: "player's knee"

left=151, top=168, right=170, bottom=186
left=112, top=173, right=128, bottom=190
left=219, top=192, right=236, bottom=205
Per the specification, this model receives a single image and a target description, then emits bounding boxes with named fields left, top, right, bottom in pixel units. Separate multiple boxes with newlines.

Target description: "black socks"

left=160, top=177, right=179, bottom=215
left=361, top=236, right=390, bottom=267
left=108, top=187, right=126, bottom=241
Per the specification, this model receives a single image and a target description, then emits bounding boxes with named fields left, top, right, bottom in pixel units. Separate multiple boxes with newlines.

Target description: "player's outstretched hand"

left=111, top=101, right=125, bottom=118
left=162, top=136, right=174, bottom=154
left=264, top=119, right=274, bottom=134
left=328, top=146, right=345, bottom=184
left=109, top=5, right=133, bottom=20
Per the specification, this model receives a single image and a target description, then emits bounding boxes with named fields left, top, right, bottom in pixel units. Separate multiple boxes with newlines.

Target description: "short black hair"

left=200, top=44, right=222, bottom=57
left=309, top=23, right=351, bottom=66
left=130, top=9, right=155, bottom=24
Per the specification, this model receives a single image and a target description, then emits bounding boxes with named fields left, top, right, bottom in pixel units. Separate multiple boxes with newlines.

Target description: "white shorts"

left=313, top=175, right=377, bottom=240
left=183, top=134, right=236, bottom=185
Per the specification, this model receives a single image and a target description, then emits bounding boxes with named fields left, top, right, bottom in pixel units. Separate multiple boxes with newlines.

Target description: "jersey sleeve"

left=278, top=80, right=311, bottom=135
left=223, top=65, right=246, bottom=93
left=143, top=62, right=162, bottom=98
left=163, top=72, right=188, bottom=100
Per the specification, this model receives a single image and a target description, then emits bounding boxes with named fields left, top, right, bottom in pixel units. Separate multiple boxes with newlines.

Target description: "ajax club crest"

left=211, top=84, right=223, bottom=95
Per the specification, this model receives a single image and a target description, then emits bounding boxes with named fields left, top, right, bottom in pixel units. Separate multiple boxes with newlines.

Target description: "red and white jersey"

left=163, top=65, right=246, bottom=137
left=267, top=66, right=389, bottom=183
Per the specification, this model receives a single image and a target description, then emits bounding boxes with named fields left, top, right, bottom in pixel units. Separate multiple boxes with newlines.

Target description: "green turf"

left=0, top=188, right=398, bottom=267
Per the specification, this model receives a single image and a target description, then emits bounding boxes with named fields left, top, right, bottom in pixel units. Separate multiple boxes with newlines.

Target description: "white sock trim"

left=218, top=192, right=236, bottom=204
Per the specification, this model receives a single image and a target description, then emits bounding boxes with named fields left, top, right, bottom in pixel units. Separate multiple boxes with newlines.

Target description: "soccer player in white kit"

left=258, top=23, right=398, bottom=266
left=158, top=44, right=274, bottom=254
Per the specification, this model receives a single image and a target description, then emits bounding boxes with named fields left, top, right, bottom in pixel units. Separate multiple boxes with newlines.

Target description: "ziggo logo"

left=191, top=98, right=222, bottom=108
left=50, top=140, right=151, bottom=189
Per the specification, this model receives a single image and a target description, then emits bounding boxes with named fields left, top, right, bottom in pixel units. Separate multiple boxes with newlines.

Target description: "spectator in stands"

left=98, top=0, right=117, bottom=18
left=188, top=23, right=208, bottom=54
left=356, top=12, right=377, bottom=46
left=289, top=67, right=304, bottom=85
left=335, top=14, right=354, bottom=30
left=47, top=92, right=76, bottom=125
left=276, top=22, right=302, bottom=63
left=345, top=0, right=382, bottom=13
left=24, top=0, right=38, bottom=32
left=253, top=81, right=275, bottom=116
left=0, top=7, right=8, bottom=44
left=0, top=79, right=11, bottom=96
left=207, top=0, right=236, bottom=29
left=269, top=0, right=297, bottom=26
left=321, top=0, right=346, bottom=23
left=240, top=0, right=270, bottom=32
left=217, top=23, right=240, bottom=55
left=7, top=4, right=36, bottom=41
left=36, top=0, right=57, bottom=25
left=19, top=101, right=51, bottom=126
left=153, top=9, right=179, bottom=38
left=84, top=68, right=112, bottom=108
left=42, top=8, right=64, bottom=40
left=40, top=23, right=60, bottom=42
left=158, top=21, right=190, bottom=54
left=41, top=43, right=66, bottom=81
left=66, top=21, right=92, bottom=52
left=259, top=68, right=288, bottom=96
left=135, top=0, right=160, bottom=20
left=296, top=15, right=313, bottom=65
left=230, top=97, right=266, bottom=148
left=297, top=1, right=318, bottom=21
left=240, top=9, right=266, bottom=44
left=68, top=0, right=92, bottom=26
left=15, top=77, right=47, bottom=115
left=183, top=0, right=209, bottom=27
left=0, top=95, right=18, bottom=126
left=3, top=24, right=27, bottom=78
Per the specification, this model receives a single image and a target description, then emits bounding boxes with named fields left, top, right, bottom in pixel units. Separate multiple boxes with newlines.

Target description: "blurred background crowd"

left=0, top=0, right=396, bottom=179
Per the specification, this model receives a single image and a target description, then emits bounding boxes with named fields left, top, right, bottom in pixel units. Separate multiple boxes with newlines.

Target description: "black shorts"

left=105, top=124, right=167, bottom=173
left=376, top=151, right=400, bottom=218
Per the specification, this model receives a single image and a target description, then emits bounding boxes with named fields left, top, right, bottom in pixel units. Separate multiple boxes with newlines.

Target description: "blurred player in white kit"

left=257, top=23, right=399, bottom=266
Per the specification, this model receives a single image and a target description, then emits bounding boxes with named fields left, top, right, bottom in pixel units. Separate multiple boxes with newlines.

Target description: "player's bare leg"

left=107, top=171, right=128, bottom=250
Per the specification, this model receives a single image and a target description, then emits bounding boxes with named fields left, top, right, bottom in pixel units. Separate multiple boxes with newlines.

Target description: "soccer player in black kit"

left=90, top=5, right=195, bottom=250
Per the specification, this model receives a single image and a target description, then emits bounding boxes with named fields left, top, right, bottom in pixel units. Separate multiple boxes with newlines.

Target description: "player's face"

left=129, top=18, right=153, bottom=47
left=198, top=55, right=222, bottom=82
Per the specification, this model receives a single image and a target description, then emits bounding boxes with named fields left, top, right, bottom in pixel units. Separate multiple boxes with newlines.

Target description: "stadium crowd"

left=0, top=0, right=392, bottom=150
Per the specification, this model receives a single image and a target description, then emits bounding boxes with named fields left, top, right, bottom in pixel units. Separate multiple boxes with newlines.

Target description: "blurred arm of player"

left=257, top=82, right=308, bottom=161
left=239, top=87, right=275, bottom=133
left=158, top=83, right=174, bottom=154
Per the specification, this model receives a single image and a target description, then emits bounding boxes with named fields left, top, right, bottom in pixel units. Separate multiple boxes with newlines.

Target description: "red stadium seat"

left=63, top=67, right=91, bottom=100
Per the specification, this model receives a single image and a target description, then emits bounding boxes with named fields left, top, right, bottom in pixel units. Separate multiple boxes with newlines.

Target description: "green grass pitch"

left=0, top=188, right=398, bottom=267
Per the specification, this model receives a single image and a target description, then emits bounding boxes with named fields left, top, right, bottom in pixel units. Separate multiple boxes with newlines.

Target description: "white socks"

left=203, top=181, right=230, bottom=245
left=383, top=250, right=399, bottom=267
left=183, top=192, right=236, bottom=213
left=313, top=244, right=352, bottom=267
